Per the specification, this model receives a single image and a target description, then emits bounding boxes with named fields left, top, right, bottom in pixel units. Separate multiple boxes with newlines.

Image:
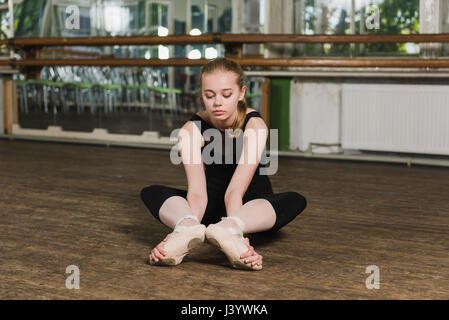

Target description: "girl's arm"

left=224, top=117, right=269, bottom=214
left=178, top=121, right=208, bottom=217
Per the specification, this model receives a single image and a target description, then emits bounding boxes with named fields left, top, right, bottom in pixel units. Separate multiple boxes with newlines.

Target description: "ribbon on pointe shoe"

left=173, top=215, right=199, bottom=232
left=220, top=216, right=246, bottom=236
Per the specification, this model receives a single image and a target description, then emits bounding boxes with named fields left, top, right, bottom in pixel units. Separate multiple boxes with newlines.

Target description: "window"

left=243, top=0, right=264, bottom=33
left=294, top=0, right=420, bottom=57
left=441, top=0, right=449, bottom=56
left=0, top=9, right=9, bottom=38
left=205, top=4, right=218, bottom=59
left=0, top=9, right=9, bottom=56
left=207, top=3, right=217, bottom=32
left=104, top=4, right=138, bottom=36
left=147, top=1, right=171, bottom=60
left=242, top=0, right=264, bottom=56
left=189, top=1, right=204, bottom=60
left=149, top=2, right=169, bottom=35
left=54, top=4, right=92, bottom=37
left=359, top=0, right=419, bottom=56
left=13, top=0, right=46, bottom=38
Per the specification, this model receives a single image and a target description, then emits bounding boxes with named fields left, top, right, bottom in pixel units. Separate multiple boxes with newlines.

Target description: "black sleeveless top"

left=189, top=111, right=273, bottom=195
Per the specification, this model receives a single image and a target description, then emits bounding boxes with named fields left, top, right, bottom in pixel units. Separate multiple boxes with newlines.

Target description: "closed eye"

left=206, top=94, right=232, bottom=99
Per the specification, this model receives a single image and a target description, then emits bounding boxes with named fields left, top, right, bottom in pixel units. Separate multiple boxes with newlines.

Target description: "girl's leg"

left=205, top=199, right=275, bottom=270
left=140, top=186, right=206, bottom=265
left=141, top=185, right=204, bottom=229
left=158, top=196, right=201, bottom=229
left=149, top=196, right=206, bottom=265
left=222, top=191, right=307, bottom=234
left=205, top=193, right=306, bottom=270
left=218, top=199, right=276, bottom=234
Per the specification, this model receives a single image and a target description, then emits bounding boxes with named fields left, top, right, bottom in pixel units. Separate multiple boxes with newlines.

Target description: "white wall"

left=290, top=80, right=341, bottom=153
left=290, top=79, right=449, bottom=156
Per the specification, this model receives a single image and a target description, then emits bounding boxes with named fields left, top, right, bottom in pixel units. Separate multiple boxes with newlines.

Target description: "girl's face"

left=201, top=71, right=246, bottom=122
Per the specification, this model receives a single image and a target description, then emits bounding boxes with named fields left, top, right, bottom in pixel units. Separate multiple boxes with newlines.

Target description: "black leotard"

left=141, top=110, right=306, bottom=232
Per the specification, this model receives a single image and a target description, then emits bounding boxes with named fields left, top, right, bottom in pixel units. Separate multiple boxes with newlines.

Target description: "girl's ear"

left=239, top=85, right=247, bottom=101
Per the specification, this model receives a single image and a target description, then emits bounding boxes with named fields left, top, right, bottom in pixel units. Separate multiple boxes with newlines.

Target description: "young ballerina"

left=140, top=58, right=307, bottom=270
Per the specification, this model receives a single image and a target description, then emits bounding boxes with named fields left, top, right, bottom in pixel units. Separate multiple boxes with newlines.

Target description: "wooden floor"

left=0, top=139, right=448, bottom=300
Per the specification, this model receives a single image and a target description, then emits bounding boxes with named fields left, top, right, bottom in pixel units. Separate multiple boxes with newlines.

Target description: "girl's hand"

left=240, top=237, right=263, bottom=268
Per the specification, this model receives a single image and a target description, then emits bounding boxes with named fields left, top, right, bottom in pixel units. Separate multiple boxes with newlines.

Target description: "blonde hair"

left=199, top=58, right=248, bottom=137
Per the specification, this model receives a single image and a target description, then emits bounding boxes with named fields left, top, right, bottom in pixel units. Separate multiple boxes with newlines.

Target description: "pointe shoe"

left=205, top=220, right=262, bottom=271
left=150, top=216, right=206, bottom=266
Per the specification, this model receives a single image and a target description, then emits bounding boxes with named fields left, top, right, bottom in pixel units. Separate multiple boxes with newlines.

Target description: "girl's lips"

left=213, top=110, right=224, bottom=114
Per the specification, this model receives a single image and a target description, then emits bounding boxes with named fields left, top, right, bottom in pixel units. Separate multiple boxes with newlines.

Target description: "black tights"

left=141, top=185, right=307, bottom=232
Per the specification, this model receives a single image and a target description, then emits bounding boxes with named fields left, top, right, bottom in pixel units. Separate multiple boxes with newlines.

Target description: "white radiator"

left=342, top=84, right=449, bottom=156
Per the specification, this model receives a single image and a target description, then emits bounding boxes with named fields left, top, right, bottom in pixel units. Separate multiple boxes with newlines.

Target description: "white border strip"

left=1, top=131, right=448, bottom=168
left=11, top=124, right=175, bottom=145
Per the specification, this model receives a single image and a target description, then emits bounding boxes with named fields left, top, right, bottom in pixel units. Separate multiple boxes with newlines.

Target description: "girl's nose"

left=214, top=95, right=223, bottom=105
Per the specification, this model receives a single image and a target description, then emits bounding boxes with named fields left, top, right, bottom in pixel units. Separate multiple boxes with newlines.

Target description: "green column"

left=269, top=78, right=291, bottom=151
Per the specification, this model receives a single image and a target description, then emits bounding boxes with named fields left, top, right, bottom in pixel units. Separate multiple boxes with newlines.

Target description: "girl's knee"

left=140, top=184, right=162, bottom=202
left=290, top=192, right=307, bottom=212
